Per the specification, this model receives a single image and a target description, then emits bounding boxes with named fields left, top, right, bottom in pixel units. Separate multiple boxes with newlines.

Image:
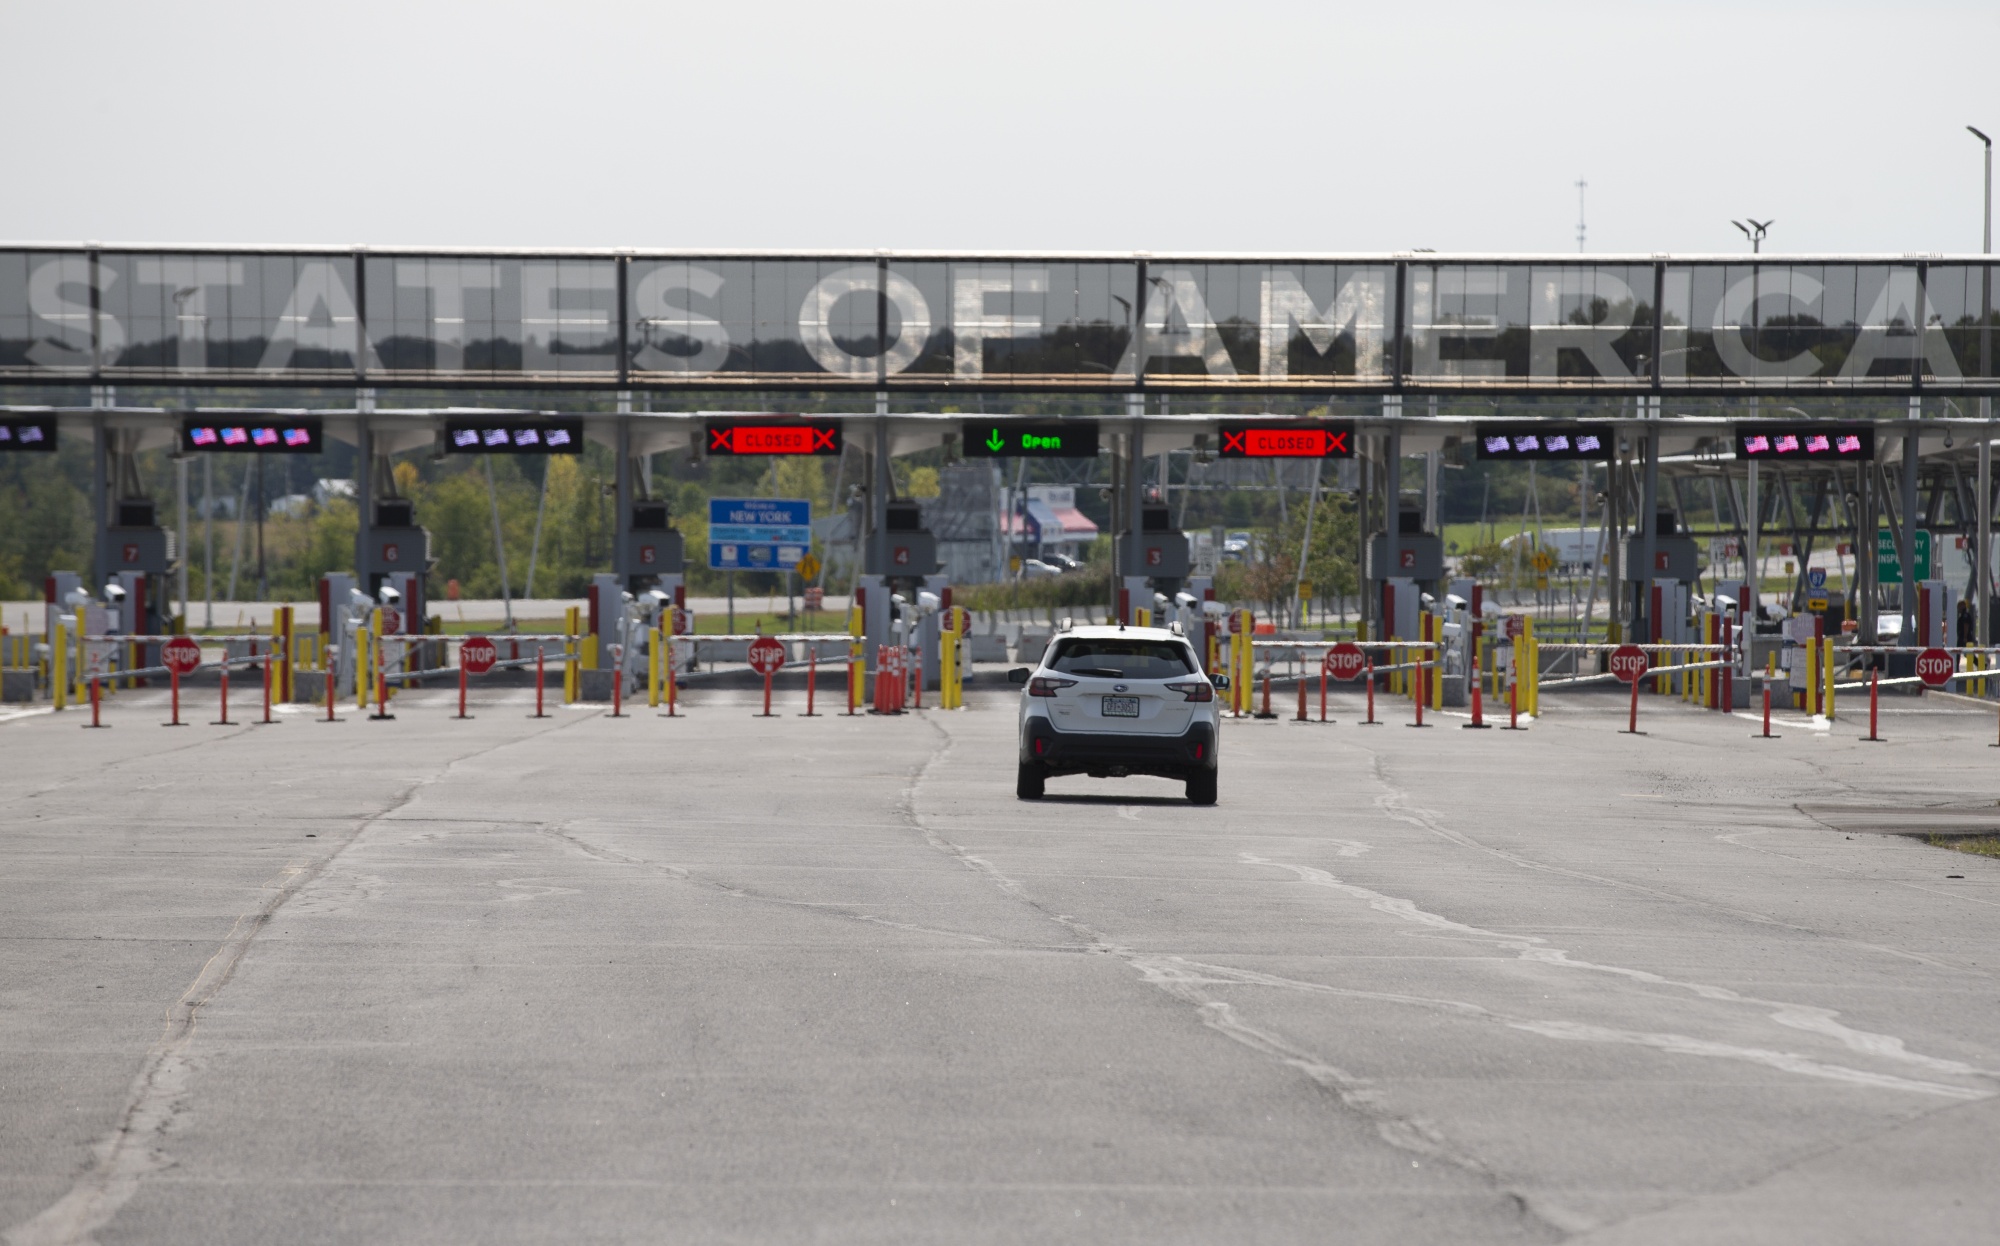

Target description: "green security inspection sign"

left=961, top=422, right=1100, bottom=457
left=1876, top=528, right=1931, bottom=584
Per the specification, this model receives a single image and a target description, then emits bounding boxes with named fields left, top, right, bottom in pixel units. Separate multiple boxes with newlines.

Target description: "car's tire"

left=1185, top=769, right=1218, bottom=806
left=1016, top=761, right=1046, bottom=800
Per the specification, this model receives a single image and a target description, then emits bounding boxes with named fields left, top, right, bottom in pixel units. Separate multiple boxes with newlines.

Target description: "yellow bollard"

left=356, top=620, right=370, bottom=710
left=648, top=626, right=662, bottom=708
left=1522, top=616, right=1537, bottom=718
left=1427, top=614, right=1442, bottom=712
left=940, top=627, right=958, bottom=710
left=72, top=611, right=85, bottom=704
left=849, top=604, right=864, bottom=712
left=53, top=619, right=68, bottom=710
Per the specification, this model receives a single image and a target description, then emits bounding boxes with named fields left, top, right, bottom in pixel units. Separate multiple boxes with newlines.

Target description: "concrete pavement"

left=3, top=683, right=2000, bottom=1243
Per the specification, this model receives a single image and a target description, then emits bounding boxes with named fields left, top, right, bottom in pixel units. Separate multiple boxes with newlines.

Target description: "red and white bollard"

left=801, top=648, right=819, bottom=717
left=1621, top=669, right=1642, bottom=735
left=84, top=675, right=108, bottom=729
left=456, top=663, right=472, bottom=720
left=262, top=655, right=276, bottom=725
left=1463, top=674, right=1489, bottom=729
left=531, top=648, right=548, bottom=719
left=1360, top=658, right=1380, bottom=726
left=213, top=663, right=235, bottom=726
left=1756, top=683, right=1777, bottom=739
left=1864, top=668, right=1882, bottom=742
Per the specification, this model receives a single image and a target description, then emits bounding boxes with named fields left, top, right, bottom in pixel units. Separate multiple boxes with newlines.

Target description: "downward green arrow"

left=985, top=429, right=1005, bottom=452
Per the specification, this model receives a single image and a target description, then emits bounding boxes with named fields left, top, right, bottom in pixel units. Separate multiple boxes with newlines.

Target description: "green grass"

left=1926, top=834, right=2000, bottom=859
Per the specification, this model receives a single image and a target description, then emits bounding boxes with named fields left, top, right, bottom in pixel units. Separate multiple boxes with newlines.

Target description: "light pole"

left=1732, top=219, right=1772, bottom=253
left=1971, top=126, right=1993, bottom=644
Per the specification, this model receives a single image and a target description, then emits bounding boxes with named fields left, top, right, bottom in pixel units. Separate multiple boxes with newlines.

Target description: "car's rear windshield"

left=1047, top=638, right=1195, bottom=679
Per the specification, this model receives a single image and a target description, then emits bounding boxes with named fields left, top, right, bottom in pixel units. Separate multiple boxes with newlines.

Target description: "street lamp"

left=1971, top=125, right=1995, bottom=647
left=1969, top=126, right=1992, bottom=253
left=1732, top=219, right=1772, bottom=253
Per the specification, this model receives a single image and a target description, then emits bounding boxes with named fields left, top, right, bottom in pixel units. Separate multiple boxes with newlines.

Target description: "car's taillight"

left=1165, top=681, right=1214, bottom=703
left=1028, top=676, right=1077, bottom=697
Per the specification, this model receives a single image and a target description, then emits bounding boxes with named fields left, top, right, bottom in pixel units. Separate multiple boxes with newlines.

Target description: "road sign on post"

left=709, top=498, right=812, bottom=571
left=162, top=636, right=201, bottom=676
left=795, top=552, right=822, bottom=582
left=1609, top=643, right=1649, bottom=683
left=1324, top=642, right=1366, bottom=681
left=1877, top=528, right=1932, bottom=584
left=746, top=636, right=787, bottom=677
left=460, top=635, right=497, bottom=675
left=748, top=635, right=787, bottom=718
left=1916, top=647, right=1955, bottom=688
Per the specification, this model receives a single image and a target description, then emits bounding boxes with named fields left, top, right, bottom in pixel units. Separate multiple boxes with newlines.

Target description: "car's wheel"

left=1185, top=770, right=1217, bottom=806
left=1016, top=761, right=1046, bottom=800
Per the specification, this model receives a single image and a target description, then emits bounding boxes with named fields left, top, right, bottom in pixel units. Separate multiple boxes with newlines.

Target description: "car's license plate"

left=1101, top=696, right=1140, bottom=717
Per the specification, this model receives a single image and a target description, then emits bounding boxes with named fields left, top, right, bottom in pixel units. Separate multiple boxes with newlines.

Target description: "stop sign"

left=1608, top=643, right=1649, bottom=683
left=379, top=607, right=401, bottom=635
left=944, top=605, right=972, bottom=636
left=1916, top=647, right=1955, bottom=688
left=1323, top=642, right=1366, bottom=681
left=746, top=636, right=787, bottom=677
left=669, top=606, right=691, bottom=636
left=161, top=635, right=201, bottom=677
left=460, top=635, right=497, bottom=675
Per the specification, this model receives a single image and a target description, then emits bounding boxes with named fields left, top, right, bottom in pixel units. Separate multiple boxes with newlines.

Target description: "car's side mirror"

left=1211, top=674, right=1231, bottom=691
left=1006, top=667, right=1031, bottom=685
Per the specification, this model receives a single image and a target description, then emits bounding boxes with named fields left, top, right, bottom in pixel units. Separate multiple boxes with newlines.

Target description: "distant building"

left=1001, top=485, right=1100, bottom=561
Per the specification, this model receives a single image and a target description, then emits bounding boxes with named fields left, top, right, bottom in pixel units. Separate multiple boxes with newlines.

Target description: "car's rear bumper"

left=1021, top=717, right=1216, bottom=779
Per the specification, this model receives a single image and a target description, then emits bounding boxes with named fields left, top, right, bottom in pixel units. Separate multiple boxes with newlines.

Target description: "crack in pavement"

left=895, top=713, right=1558, bottom=1238
left=0, top=712, right=595, bottom=1246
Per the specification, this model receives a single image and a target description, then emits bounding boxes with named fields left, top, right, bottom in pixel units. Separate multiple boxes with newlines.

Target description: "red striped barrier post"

left=1295, top=678, right=1307, bottom=722
left=85, top=676, right=106, bottom=728
left=802, top=647, right=819, bottom=717
left=532, top=648, right=548, bottom=718
left=1622, top=667, right=1642, bottom=735
left=1319, top=668, right=1328, bottom=722
left=1864, top=669, right=1882, bottom=742
left=213, top=663, right=234, bottom=726
left=457, top=664, right=470, bottom=719
left=262, top=655, right=274, bottom=724
left=610, top=659, right=625, bottom=718
left=1361, top=658, right=1380, bottom=726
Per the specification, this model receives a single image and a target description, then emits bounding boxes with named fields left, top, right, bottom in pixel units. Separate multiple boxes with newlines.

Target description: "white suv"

left=1008, top=623, right=1227, bottom=805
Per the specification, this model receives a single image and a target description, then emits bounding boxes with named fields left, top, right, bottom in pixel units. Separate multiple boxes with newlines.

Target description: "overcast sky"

left=5, top=1, right=1995, bottom=255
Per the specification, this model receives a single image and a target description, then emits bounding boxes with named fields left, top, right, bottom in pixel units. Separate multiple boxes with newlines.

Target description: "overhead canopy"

left=4, top=246, right=1997, bottom=397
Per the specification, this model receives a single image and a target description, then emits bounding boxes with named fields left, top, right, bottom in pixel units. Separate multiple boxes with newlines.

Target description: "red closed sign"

left=162, top=635, right=202, bottom=676
left=746, top=636, right=787, bottom=676
left=1323, top=642, right=1366, bottom=681
left=1608, top=644, right=1649, bottom=683
left=460, top=635, right=497, bottom=674
left=1916, top=647, right=1955, bottom=688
